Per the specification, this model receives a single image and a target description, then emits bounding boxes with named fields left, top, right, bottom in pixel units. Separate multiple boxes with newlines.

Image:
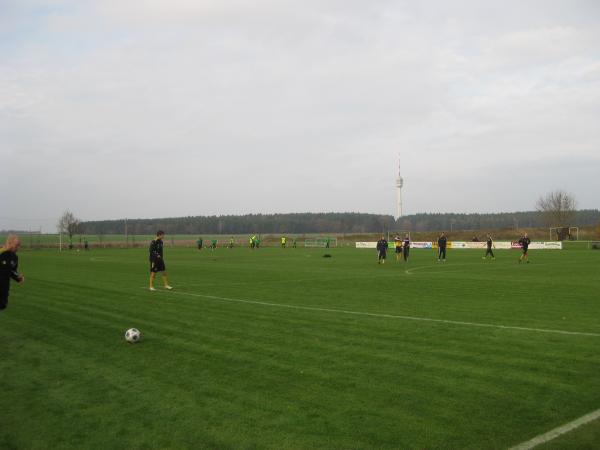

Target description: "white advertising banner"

left=543, top=241, right=563, bottom=249
left=355, top=240, right=561, bottom=249
left=411, top=241, right=433, bottom=249
left=451, top=241, right=486, bottom=249
left=512, top=241, right=563, bottom=250
left=355, top=242, right=377, bottom=249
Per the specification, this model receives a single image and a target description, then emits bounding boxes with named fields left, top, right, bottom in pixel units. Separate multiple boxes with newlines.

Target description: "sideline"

left=509, top=408, right=600, bottom=449
left=155, top=289, right=600, bottom=338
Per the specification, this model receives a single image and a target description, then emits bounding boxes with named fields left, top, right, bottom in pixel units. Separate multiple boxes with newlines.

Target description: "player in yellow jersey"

left=394, top=234, right=402, bottom=262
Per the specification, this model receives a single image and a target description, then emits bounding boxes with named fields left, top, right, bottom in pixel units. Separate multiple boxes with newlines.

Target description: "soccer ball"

left=124, top=328, right=141, bottom=343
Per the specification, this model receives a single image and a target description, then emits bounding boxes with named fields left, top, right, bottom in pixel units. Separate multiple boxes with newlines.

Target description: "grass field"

left=1, top=246, right=599, bottom=449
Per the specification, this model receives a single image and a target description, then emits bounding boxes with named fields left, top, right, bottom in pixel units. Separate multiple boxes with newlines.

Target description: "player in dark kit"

left=402, top=234, right=410, bottom=262
left=518, top=233, right=531, bottom=263
left=483, top=234, right=495, bottom=260
left=437, top=232, right=447, bottom=261
left=149, top=230, right=173, bottom=291
left=0, top=234, right=25, bottom=311
left=376, top=236, right=388, bottom=264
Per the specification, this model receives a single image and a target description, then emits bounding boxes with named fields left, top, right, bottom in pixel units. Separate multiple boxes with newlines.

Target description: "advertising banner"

left=529, top=242, right=548, bottom=249
left=355, top=242, right=377, bottom=249
left=493, top=242, right=512, bottom=249
left=511, top=241, right=562, bottom=249
left=411, top=241, right=433, bottom=249
left=544, top=241, right=563, bottom=249
left=451, top=241, right=487, bottom=249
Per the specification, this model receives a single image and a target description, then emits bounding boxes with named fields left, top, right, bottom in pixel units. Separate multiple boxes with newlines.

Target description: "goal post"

left=549, top=227, right=579, bottom=241
left=304, top=237, right=337, bottom=248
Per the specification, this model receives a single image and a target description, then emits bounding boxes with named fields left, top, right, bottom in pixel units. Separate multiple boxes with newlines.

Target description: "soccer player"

left=292, top=238, right=297, bottom=248
left=518, top=233, right=531, bottom=263
left=402, top=234, right=410, bottom=262
left=437, top=232, right=447, bottom=261
left=483, top=234, right=495, bottom=260
left=0, top=234, right=25, bottom=311
left=394, top=234, right=402, bottom=262
left=376, top=235, right=388, bottom=264
left=211, top=238, right=217, bottom=250
left=84, top=238, right=89, bottom=250
left=197, top=237, right=203, bottom=250
left=149, top=230, right=173, bottom=291
left=281, top=236, right=286, bottom=248
left=229, top=237, right=235, bottom=249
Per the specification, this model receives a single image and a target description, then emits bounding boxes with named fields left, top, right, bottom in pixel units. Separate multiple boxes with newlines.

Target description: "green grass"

left=1, top=247, right=599, bottom=449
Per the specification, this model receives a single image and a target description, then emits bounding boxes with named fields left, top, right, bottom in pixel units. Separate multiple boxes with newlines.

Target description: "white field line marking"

left=156, top=289, right=600, bottom=338
left=509, top=408, right=600, bottom=450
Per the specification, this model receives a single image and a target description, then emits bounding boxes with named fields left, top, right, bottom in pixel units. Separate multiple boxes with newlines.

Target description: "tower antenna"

left=396, top=156, right=404, bottom=219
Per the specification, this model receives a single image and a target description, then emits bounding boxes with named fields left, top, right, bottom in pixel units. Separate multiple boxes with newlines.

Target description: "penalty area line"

left=158, top=289, right=600, bottom=338
left=509, top=408, right=600, bottom=450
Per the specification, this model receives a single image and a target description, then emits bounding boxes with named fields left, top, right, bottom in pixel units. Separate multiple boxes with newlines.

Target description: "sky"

left=1, top=0, right=599, bottom=232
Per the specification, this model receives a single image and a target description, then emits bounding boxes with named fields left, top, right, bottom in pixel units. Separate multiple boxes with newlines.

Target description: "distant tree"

left=536, top=190, right=577, bottom=227
left=57, top=210, right=81, bottom=242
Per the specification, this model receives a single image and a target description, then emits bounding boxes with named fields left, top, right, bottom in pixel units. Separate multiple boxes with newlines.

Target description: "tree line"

left=78, top=209, right=600, bottom=235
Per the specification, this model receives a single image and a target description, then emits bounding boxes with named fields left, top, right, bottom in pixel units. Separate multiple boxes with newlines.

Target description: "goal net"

left=549, top=227, right=579, bottom=241
left=304, top=237, right=338, bottom=248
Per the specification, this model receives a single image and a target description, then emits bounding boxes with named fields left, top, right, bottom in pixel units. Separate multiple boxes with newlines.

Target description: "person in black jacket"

left=402, top=234, right=411, bottom=262
left=149, top=230, right=173, bottom=291
left=376, top=236, right=388, bottom=264
left=483, top=234, right=495, bottom=260
left=0, top=234, right=24, bottom=311
left=518, top=233, right=531, bottom=263
left=437, top=232, right=447, bottom=261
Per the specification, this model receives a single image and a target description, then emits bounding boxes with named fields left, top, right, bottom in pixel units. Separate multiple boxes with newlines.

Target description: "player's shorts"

left=522, top=248, right=528, bottom=254
left=395, top=246, right=402, bottom=253
left=378, top=250, right=387, bottom=258
left=150, top=259, right=166, bottom=273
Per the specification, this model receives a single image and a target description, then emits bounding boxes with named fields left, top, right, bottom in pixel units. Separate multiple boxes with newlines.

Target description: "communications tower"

left=396, top=157, right=404, bottom=219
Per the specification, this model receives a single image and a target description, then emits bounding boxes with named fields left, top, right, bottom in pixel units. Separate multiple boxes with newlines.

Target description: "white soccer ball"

left=124, top=328, right=141, bottom=343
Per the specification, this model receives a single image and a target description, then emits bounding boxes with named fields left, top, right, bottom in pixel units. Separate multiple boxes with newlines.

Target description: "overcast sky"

left=1, top=0, right=599, bottom=232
